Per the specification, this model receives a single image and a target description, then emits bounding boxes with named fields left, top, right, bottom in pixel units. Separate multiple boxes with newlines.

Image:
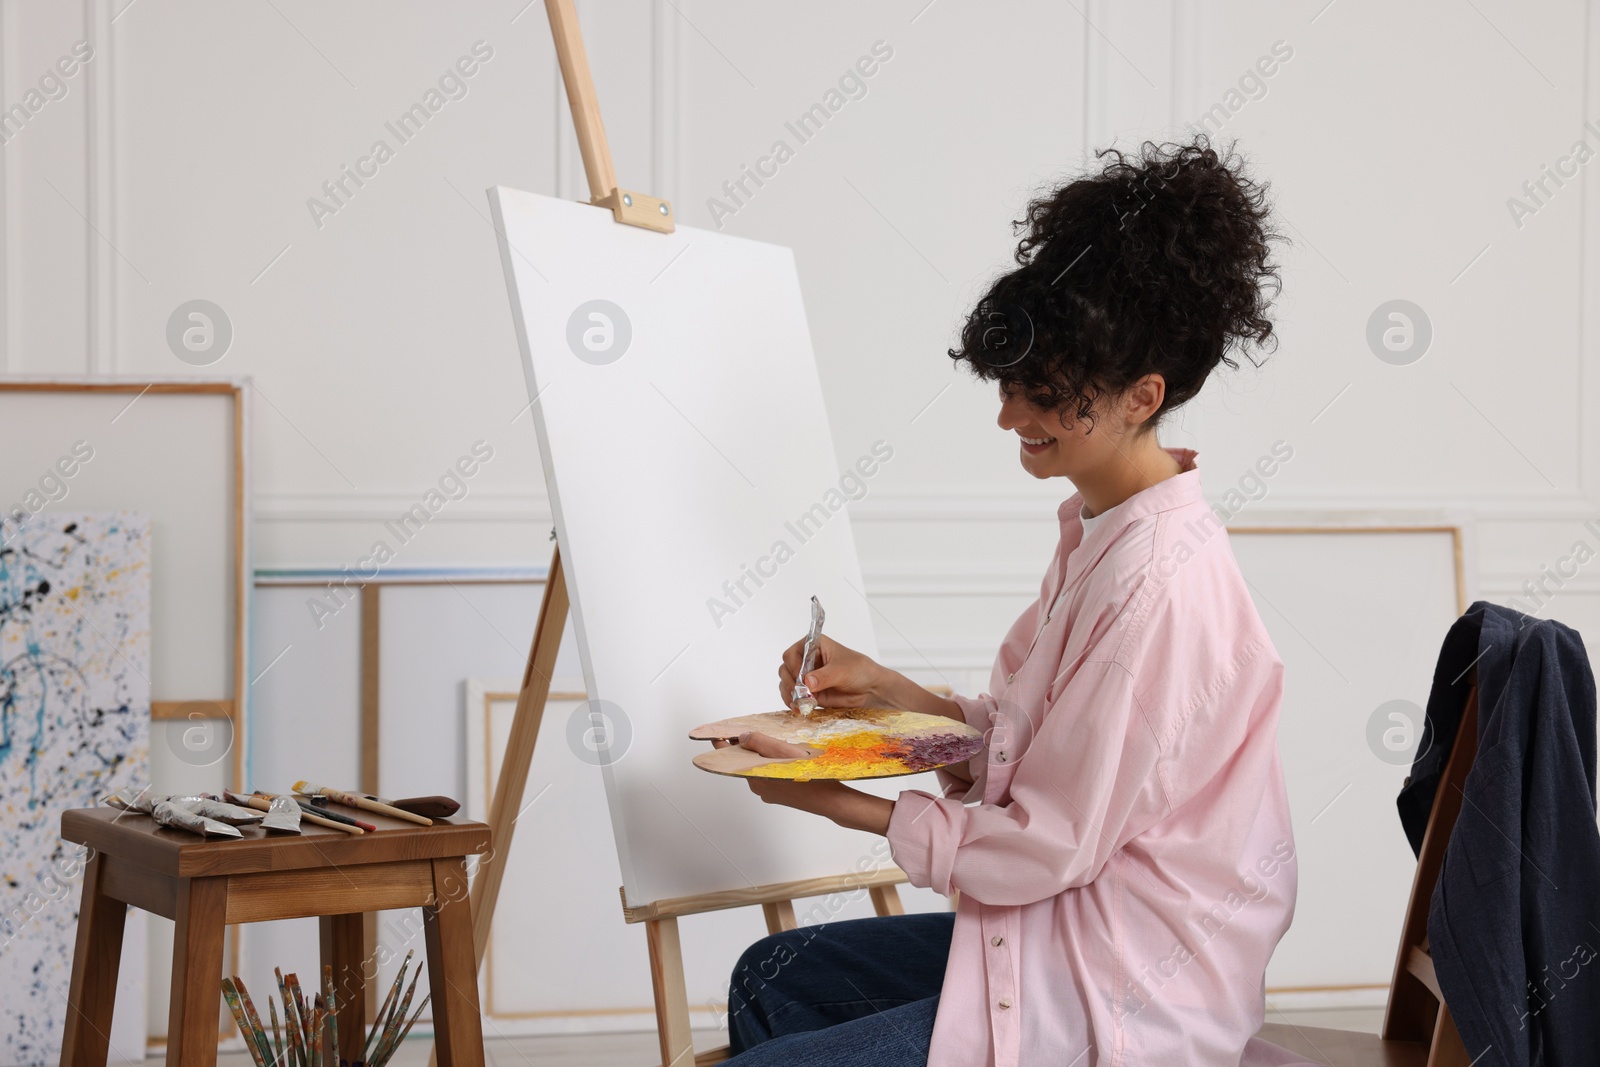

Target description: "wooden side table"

left=58, top=806, right=492, bottom=1067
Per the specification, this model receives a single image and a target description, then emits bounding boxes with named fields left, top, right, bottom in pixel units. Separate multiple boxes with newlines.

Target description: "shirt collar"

left=1056, top=446, right=1206, bottom=583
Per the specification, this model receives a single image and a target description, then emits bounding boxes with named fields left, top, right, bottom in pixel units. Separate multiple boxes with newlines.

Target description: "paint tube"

left=106, top=791, right=259, bottom=836
left=152, top=799, right=243, bottom=838
left=152, top=793, right=265, bottom=825
left=791, top=595, right=825, bottom=716
left=101, top=787, right=160, bottom=814
left=261, top=794, right=302, bottom=834
left=183, top=798, right=265, bottom=824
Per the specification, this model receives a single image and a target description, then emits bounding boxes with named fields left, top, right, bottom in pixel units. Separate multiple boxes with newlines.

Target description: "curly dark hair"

left=948, top=133, right=1286, bottom=432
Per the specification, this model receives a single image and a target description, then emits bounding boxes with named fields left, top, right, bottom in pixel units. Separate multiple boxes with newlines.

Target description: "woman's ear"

left=1123, top=373, right=1167, bottom=426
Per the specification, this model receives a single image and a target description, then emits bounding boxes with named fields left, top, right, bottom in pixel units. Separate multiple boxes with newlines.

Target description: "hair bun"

left=950, top=133, right=1286, bottom=429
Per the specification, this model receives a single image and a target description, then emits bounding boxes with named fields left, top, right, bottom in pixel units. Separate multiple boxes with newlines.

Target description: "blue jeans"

left=722, top=911, right=956, bottom=1066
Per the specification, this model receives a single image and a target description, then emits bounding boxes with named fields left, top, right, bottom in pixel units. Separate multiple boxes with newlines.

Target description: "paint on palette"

left=742, top=726, right=984, bottom=780
left=0, top=513, right=151, bottom=1065
left=690, top=706, right=986, bottom=781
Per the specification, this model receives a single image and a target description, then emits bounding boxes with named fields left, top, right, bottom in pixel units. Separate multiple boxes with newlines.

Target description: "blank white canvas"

left=1230, top=527, right=1462, bottom=990
left=490, top=188, right=905, bottom=907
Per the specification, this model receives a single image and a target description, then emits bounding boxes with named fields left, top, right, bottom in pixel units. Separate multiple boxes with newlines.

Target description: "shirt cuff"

left=949, top=691, right=997, bottom=734
left=886, top=788, right=962, bottom=896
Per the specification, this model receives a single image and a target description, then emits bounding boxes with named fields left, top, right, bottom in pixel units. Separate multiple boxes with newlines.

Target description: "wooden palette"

left=689, top=707, right=985, bottom=781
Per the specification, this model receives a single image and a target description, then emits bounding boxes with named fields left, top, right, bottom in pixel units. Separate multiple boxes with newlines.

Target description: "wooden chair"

left=1255, top=668, right=1478, bottom=1066
left=57, top=806, right=492, bottom=1067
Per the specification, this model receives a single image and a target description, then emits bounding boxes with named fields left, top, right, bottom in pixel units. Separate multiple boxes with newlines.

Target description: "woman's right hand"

left=778, top=634, right=886, bottom=710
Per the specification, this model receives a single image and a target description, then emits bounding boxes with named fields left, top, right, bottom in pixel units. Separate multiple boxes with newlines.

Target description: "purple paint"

left=895, top=731, right=986, bottom=772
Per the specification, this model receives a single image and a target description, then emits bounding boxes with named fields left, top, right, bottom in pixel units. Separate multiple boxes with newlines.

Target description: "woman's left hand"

left=710, top=731, right=895, bottom=835
left=711, top=730, right=849, bottom=813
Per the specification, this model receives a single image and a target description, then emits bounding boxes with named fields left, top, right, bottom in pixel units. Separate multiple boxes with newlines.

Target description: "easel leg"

left=869, top=885, right=904, bottom=916
left=319, top=912, right=367, bottom=1064
left=61, top=852, right=127, bottom=1067
left=167, top=876, right=228, bottom=1067
left=648, top=917, right=697, bottom=1067
left=467, top=548, right=567, bottom=960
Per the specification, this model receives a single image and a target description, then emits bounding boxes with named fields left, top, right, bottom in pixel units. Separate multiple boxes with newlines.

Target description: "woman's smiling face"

left=996, top=384, right=1114, bottom=481
left=995, top=373, right=1173, bottom=489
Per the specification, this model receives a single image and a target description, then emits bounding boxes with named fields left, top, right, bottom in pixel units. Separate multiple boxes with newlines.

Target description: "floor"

left=197, top=1007, right=1385, bottom=1065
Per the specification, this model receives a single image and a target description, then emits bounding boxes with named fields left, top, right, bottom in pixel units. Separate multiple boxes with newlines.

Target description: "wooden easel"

left=444, top=4, right=907, bottom=1065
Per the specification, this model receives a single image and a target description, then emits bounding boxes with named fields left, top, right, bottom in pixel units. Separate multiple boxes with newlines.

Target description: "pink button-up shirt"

left=886, top=448, right=1310, bottom=1067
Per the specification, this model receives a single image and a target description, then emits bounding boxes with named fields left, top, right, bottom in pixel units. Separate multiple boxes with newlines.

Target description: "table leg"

left=167, top=876, right=228, bottom=1067
left=61, top=851, right=127, bottom=1067
left=423, top=857, right=484, bottom=1067
left=319, top=913, right=368, bottom=1064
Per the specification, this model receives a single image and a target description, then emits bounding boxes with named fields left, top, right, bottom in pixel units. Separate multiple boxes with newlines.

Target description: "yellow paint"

left=742, top=728, right=912, bottom=781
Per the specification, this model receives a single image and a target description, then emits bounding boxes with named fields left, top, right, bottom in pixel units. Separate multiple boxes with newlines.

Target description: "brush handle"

left=299, top=797, right=378, bottom=832
left=221, top=980, right=269, bottom=1067
left=294, top=806, right=364, bottom=835
left=294, top=781, right=433, bottom=826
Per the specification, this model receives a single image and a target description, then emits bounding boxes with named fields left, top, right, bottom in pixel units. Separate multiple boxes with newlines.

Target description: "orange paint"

left=743, top=728, right=916, bottom=781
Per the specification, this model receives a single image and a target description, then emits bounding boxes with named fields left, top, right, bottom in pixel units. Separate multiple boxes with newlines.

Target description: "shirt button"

left=991, top=936, right=1004, bottom=947
left=997, top=752, right=1007, bottom=762
left=998, top=998, right=1012, bottom=1009
left=1006, top=672, right=1015, bottom=683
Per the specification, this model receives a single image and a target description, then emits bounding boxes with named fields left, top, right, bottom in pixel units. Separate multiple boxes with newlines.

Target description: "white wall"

left=6, top=0, right=1600, bottom=1035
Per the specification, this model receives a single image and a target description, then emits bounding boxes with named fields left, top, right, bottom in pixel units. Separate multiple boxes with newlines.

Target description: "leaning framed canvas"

left=0, top=378, right=251, bottom=1055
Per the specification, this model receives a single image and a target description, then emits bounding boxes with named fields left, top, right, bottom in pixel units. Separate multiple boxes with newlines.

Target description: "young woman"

left=714, top=136, right=1307, bottom=1066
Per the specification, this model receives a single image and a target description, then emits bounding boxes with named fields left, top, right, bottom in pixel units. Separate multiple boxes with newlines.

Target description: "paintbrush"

left=331, top=793, right=459, bottom=819
left=297, top=795, right=377, bottom=832
left=235, top=977, right=276, bottom=1067
left=322, top=964, right=338, bottom=1066
left=327, top=792, right=460, bottom=819
left=268, top=994, right=284, bottom=1067
left=362, top=950, right=412, bottom=1064
left=272, top=969, right=294, bottom=1067
left=281, top=968, right=311, bottom=1067
left=294, top=781, right=433, bottom=825
left=287, top=971, right=310, bottom=1067
left=221, top=979, right=268, bottom=1067
left=372, top=960, right=423, bottom=1063
left=374, top=992, right=431, bottom=1066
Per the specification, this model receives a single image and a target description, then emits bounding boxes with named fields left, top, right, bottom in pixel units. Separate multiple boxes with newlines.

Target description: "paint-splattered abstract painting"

left=0, top=514, right=150, bottom=1065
